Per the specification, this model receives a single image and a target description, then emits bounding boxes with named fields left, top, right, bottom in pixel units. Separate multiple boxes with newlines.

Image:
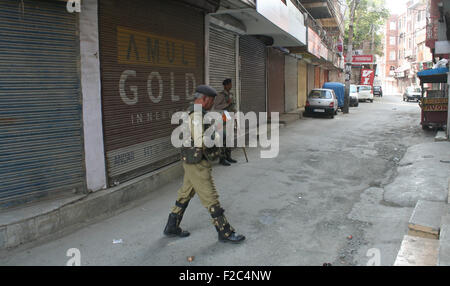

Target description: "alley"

left=0, top=93, right=436, bottom=266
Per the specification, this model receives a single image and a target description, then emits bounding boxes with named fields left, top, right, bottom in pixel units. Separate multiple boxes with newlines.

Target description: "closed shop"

left=239, top=35, right=266, bottom=114
left=319, top=67, right=325, bottom=88
left=284, top=55, right=298, bottom=113
left=298, top=60, right=308, bottom=108
left=267, top=48, right=285, bottom=114
left=98, top=0, right=204, bottom=184
left=314, top=66, right=321, bottom=88
left=307, top=64, right=315, bottom=94
left=208, top=25, right=237, bottom=99
left=0, top=0, right=84, bottom=206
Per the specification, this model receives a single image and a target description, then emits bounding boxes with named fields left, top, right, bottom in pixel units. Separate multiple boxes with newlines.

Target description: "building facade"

left=0, top=0, right=345, bottom=209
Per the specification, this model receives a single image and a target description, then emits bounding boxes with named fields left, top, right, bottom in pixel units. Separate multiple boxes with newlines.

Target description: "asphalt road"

left=0, top=93, right=437, bottom=266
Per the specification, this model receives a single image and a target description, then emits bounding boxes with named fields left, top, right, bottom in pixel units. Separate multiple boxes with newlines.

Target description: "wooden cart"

left=417, top=68, right=448, bottom=130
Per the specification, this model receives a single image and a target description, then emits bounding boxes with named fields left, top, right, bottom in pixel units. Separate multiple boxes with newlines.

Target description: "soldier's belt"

left=180, top=147, right=203, bottom=164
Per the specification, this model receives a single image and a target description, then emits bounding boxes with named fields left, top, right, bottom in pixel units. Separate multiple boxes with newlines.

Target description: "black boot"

left=163, top=213, right=190, bottom=238
left=209, top=204, right=245, bottom=244
left=164, top=200, right=191, bottom=237
left=219, top=157, right=231, bottom=166
left=225, top=149, right=237, bottom=163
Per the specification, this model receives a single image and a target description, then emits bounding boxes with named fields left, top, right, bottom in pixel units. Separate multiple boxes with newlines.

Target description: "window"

left=417, top=11, right=421, bottom=22
left=390, top=36, right=396, bottom=45
left=390, top=21, right=396, bottom=30
left=390, top=51, right=396, bottom=61
left=398, top=19, right=402, bottom=30
left=308, top=90, right=332, bottom=99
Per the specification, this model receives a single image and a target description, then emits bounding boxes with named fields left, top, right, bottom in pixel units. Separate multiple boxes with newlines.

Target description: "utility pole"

left=371, top=24, right=375, bottom=54
left=344, top=0, right=359, bottom=114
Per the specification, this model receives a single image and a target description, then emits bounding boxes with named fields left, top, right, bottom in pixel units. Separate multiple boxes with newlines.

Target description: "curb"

left=0, top=162, right=184, bottom=250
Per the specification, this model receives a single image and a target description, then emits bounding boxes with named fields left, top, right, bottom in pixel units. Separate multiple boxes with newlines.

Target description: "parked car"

left=357, top=85, right=373, bottom=102
left=305, top=89, right=338, bottom=119
left=403, top=86, right=421, bottom=102
left=350, top=84, right=359, bottom=107
left=322, top=82, right=345, bottom=110
left=373, top=86, right=383, bottom=97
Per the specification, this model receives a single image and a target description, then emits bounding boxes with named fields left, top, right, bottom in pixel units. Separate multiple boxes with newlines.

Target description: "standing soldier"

left=213, top=78, right=237, bottom=166
left=163, top=85, right=245, bottom=244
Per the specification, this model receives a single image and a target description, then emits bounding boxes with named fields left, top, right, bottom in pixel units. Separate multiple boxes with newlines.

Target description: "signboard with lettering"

left=98, top=0, right=204, bottom=184
left=345, top=54, right=374, bottom=64
left=360, top=69, right=375, bottom=86
left=422, top=97, right=448, bottom=111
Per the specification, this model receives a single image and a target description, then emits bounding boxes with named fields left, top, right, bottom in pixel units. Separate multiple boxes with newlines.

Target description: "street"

left=0, top=93, right=437, bottom=266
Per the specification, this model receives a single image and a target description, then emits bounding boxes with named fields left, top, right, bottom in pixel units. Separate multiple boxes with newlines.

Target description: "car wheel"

left=370, top=99, right=373, bottom=103
left=334, top=109, right=338, bottom=115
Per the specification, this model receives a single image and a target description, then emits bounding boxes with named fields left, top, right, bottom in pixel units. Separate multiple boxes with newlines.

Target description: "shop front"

left=98, top=0, right=205, bottom=185
left=0, top=0, right=85, bottom=207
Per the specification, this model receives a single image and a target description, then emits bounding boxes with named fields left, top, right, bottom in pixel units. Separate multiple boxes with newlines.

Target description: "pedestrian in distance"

left=213, top=78, right=237, bottom=166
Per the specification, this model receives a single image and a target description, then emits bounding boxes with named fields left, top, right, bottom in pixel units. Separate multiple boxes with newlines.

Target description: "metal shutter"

left=267, top=48, right=285, bottom=114
left=208, top=25, right=236, bottom=96
left=297, top=60, right=307, bottom=108
left=284, top=55, right=298, bottom=113
left=307, top=64, right=315, bottom=94
left=0, top=0, right=84, bottom=206
left=98, top=0, right=204, bottom=185
left=239, top=35, right=266, bottom=114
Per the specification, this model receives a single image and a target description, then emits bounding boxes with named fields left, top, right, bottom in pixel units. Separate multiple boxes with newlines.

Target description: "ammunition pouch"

left=180, top=147, right=203, bottom=164
left=203, top=146, right=220, bottom=162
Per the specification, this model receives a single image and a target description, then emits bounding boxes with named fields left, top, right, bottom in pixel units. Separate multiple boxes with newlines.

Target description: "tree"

left=344, top=0, right=390, bottom=56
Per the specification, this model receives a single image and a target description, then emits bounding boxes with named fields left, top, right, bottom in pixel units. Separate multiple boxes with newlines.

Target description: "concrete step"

left=394, top=235, right=439, bottom=266
left=438, top=214, right=450, bottom=266
left=408, top=200, right=449, bottom=239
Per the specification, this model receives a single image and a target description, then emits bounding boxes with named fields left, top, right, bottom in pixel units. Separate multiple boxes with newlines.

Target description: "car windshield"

left=407, top=87, right=421, bottom=93
left=350, top=86, right=357, bottom=93
left=374, top=86, right=381, bottom=91
left=358, top=85, right=371, bottom=91
left=309, top=90, right=332, bottom=99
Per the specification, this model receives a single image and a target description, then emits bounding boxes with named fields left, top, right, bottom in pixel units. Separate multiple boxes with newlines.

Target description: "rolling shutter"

left=239, top=35, right=266, bottom=114
left=267, top=48, right=285, bottom=114
left=0, top=0, right=84, bottom=206
left=298, top=60, right=307, bottom=108
left=98, top=0, right=204, bottom=185
left=284, top=55, right=298, bottom=113
left=208, top=25, right=236, bottom=96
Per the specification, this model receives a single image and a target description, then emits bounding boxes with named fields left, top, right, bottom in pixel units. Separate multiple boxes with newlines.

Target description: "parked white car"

left=350, top=84, right=359, bottom=107
left=357, top=85, right=373, bottom=102
left=305, top=89, right=339, bottom=119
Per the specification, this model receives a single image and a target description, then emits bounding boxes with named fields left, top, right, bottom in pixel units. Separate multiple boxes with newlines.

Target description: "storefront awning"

left=211, top=1, right=307, bottom=47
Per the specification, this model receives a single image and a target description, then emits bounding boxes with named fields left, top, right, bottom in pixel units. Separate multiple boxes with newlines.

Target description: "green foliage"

left=344, top=0, right=390, bottom=56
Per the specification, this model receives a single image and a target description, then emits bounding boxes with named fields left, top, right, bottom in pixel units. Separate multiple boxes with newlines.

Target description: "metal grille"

left=208, top=25, right=236, bottom=96
left=284, top=55, right=298, bottom=113
left=98, top=0, right=204, bottom=185
left=239, top=35, right=266, bottom=114
left=0, top=0, right=84, bottom=206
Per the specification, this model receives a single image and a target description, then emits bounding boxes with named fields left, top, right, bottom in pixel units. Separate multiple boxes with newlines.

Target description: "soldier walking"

left=163, top=85, right=245, bottom=244
left=213, top=78, right=237, bottom=166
